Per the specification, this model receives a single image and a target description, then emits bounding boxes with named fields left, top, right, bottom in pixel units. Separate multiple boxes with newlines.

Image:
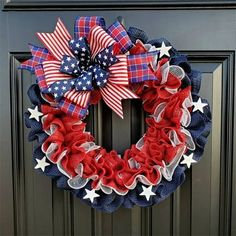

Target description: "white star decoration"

left=34, top=156, right=50, bottom=172
left=180, top=153, right=197, bottom=168
left=28, top=106, right=43, bottom=122
left=156, top=41, right=172, bottom=58
left=192, top=98, right=208, bottom=113
left=83, top=189, right=100, bottom=203
left=140, top=185, right=156, bottom=201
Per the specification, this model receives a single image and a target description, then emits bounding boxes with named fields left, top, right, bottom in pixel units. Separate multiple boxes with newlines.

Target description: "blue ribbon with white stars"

left=46, top=37, right=118, bottom=100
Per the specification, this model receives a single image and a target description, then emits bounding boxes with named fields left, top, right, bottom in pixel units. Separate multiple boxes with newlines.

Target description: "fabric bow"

left=21, top=17, right=157, bottom=119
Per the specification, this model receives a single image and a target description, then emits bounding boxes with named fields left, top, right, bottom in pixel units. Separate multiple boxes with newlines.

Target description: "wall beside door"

left=0, top=1, right=236, bottom=236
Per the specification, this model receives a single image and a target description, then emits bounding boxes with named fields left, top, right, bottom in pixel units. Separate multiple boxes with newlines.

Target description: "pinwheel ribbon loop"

left=46, top=36, right=118, bottom=101
left=46, top=65, right=110, bottom=101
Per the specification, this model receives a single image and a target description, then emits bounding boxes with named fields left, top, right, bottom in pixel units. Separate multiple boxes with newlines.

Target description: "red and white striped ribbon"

left=42, top=60, right=72, bottom=86
left=108, top=55, right=129, bottom=86
left=64, top=90, right=91, bottom=108
left=100, top=82, right=138, bottom=119
left=88, top=26, right=116, bottom=59
left=37, top=18, right=74, bottom=61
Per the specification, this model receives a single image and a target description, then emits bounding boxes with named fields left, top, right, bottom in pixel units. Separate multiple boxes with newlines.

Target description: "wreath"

left=20, top=16, right=211, bottom=212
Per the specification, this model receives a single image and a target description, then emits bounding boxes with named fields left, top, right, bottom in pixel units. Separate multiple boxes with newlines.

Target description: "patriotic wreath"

left=20, top=16, right=211, bottom=212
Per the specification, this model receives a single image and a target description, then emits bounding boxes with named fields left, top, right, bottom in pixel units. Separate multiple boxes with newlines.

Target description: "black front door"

left=0, top=1, right=236, bottom=236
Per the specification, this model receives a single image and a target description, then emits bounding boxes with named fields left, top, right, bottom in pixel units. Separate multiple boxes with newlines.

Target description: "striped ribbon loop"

left=37, top=18, right=74, bottom=61
left=88, top=26, right=116, bottom=59
left=108, top=55, right=129, bottom=86
left=100, top=82, right=138, bottom=119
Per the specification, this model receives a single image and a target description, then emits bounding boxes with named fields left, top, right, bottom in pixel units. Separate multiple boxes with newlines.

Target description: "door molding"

left=9, top=50, right=235, bottom=236
left=2, top=0, right=236, bottom=11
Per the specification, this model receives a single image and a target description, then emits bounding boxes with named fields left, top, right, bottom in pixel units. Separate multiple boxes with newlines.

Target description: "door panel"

left=1, top=3, right=236, bottom=236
